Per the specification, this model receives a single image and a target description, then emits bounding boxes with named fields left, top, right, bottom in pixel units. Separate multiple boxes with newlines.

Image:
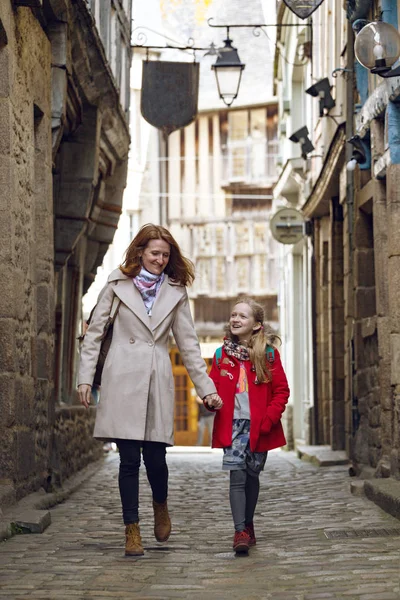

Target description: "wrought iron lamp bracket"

left=332, top=67, right=353, bottom=78
left=207, top=17, right=312, bottom=39
left=132, top=21, right=313, bottom=56
left=131, top=26, right=211, bottom=54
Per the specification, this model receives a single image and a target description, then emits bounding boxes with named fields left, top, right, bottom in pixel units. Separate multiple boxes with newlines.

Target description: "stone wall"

left=52, top=407, right=103, bottom=486
left=312, top=199, right=346, bottom=451
left=386, top=163, right=400, bottom=479
left=351, top=198, right=380, bottom=470
left=0, top=2, right=54, bottom=500
left=0, top=0, right=130, bottom=507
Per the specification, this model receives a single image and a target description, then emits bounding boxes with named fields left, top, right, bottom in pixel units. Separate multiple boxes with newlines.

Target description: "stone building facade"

left=0, top=0, right=131, bottom=506
left=273, top=0, right=400, bottom=481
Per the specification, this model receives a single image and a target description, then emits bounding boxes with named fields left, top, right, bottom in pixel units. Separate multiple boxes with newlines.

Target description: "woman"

left=78, top=224, right=222, bottom=556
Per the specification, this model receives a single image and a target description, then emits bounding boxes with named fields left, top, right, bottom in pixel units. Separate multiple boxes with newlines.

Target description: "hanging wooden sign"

left=141, top=61, right=200, bottom=136
left=283, top=0, right=325, bottom=19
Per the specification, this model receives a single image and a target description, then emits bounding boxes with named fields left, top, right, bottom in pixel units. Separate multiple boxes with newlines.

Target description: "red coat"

left=208, top=347, right=290, bottom=452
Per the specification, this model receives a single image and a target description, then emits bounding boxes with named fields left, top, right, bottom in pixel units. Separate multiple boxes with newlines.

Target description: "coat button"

left=129, top=338, right=135, bottom=344
left=148, top=341, right=154, bottom=347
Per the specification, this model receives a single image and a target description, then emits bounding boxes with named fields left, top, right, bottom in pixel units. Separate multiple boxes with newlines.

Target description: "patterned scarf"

left=223, top=337, right=250, bottom=362
left=133, top=267, right=165, bottom=315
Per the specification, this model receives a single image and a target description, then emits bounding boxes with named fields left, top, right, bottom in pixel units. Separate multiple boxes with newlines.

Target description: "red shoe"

left=233, top=530, right=250, bottom=553
left=245, top=522, right=256, bottom=546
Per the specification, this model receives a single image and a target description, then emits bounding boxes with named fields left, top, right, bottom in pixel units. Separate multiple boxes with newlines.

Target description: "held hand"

left=78, top=384, right=92, bottom=409
left=204, top=393, right=223, bottom=410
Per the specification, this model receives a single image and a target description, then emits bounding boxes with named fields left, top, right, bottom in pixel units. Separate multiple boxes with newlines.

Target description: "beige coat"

left=78, top=268, right=216, bottom=444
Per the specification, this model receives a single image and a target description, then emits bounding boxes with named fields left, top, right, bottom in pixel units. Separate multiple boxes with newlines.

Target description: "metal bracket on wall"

left=131, top=26, right=214, bottom=55
left=332, top=67, right=354, bottom=78
left=207, top=17, right=313, bottom=33
left=132, top=20, right=314, bottom=57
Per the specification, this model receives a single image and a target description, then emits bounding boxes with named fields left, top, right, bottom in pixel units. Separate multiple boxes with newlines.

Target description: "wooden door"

left=170, top=348, right=198, bottom=445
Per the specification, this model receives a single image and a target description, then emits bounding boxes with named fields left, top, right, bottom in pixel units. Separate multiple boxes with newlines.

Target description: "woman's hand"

left=78, top=384, right=92, bottom=409
left=203, top=393, right=223, bottom=410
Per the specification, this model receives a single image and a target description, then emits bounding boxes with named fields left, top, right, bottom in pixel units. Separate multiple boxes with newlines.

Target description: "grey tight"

left=229, top=469, right=260, bottom=532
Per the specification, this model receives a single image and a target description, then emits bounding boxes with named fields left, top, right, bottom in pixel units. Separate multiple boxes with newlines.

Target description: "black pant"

left=116, top=439, right=168, bottom=525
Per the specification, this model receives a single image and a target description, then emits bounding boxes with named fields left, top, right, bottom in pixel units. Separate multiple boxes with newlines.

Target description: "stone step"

left=296, top=444, right=350, bottom=466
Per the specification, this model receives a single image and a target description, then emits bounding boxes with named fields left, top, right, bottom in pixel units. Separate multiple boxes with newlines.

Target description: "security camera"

left=289, top=126, right=315, bottom=159
left=306, top=78, right=336, bottom=117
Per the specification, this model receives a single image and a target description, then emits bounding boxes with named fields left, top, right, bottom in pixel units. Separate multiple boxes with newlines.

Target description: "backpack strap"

left=266, top=345, right=275, bottom=363
left=215, top=346, right=223, bottom=368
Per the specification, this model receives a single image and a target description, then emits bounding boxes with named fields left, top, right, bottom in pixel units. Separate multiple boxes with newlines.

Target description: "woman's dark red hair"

left=120, top=223, right=195, bottom=286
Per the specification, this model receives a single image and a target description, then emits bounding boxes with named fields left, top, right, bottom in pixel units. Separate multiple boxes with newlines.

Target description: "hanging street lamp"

left=354, top=20, right=400, bottom=78
left=212, top=36, right=245, bottom=107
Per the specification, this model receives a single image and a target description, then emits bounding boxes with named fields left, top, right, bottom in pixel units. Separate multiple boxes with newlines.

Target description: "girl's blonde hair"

left=225, top=296, right=280, bottom=383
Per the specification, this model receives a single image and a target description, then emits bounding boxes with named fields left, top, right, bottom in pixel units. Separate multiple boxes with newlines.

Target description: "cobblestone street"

left=1, top=449, right=400, bottom=600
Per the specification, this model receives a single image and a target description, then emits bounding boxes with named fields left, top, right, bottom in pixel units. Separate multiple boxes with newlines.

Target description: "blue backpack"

left=215, top=345, right=275, bottom=367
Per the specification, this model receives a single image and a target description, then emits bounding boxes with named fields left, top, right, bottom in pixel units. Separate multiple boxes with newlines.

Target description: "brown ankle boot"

left=152, top=500, right=171, bottom=542
left=125, top=523, right=144, bottom=556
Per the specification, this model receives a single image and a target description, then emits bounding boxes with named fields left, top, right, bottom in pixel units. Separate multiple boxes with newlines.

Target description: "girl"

left=208, top=297, right=290, bottom=554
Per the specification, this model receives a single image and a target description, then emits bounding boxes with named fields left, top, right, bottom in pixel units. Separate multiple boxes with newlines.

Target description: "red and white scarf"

left=133, top=268, right=165, bottom=315
left=223, top=337, right=250, bottom=362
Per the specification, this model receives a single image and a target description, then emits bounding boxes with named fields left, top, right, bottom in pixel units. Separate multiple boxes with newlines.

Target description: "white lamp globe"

left=354, top=21, right=400, bottom=73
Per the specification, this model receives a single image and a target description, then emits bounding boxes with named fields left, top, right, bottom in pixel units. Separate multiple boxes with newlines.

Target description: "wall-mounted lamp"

left=305, top=77, right=335, bottom=117
left=346, top=135, right=371, bottom=171
left=212, top=36, right=245, bottom=107
left=354, top=20, right=400, bottom=78
left=289, top=126, right=315, bottom=159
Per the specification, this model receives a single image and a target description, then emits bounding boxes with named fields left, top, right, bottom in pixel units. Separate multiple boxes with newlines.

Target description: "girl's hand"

left=78, top=384, right=92, bottom=409
left=204, top=393, right=223, bottom=410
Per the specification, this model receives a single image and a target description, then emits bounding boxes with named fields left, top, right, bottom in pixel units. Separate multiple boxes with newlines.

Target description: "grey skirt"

left=222, top=419, right=268, bottom=475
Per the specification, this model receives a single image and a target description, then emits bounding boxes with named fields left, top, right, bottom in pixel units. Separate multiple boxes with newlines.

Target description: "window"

left=119, top=41, right=128, bottom=109
left=128, top=211, right=139, bottom=240
left=228, top=110, right=248, bottom=180
left=110, top=7, right=118, bottom=77
left=224, top=106, right=278, bottom=183
left=195, top=259, right=211, bottom=294
left=99, top=1, right=111, bottom=56
left=250, top=109, right=266, bottom=181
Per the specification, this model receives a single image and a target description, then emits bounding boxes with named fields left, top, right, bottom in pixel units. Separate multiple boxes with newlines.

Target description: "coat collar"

left=150, top=276, right=184, bottom=330
left=108, top=269, right=185, bottom=332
